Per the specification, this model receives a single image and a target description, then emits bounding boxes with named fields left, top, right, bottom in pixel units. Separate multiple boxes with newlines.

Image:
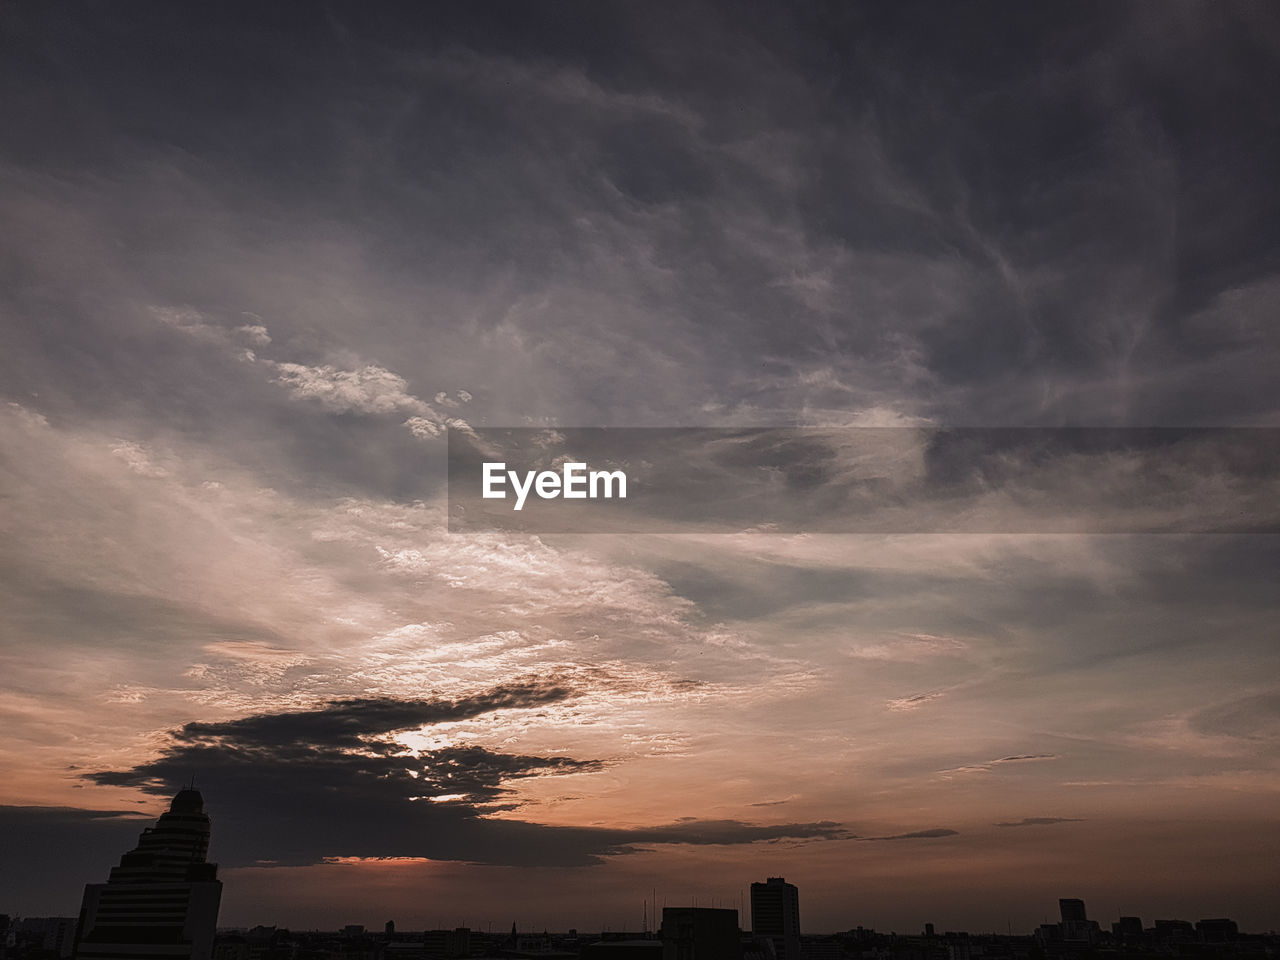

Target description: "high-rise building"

left=1056, top=899, right=1098, bottom=945
left=73, top=788, right=222, bottom=960
left=750, top=878, right=799, bottom=960
left=1057, top=900, right=1087, bottom=925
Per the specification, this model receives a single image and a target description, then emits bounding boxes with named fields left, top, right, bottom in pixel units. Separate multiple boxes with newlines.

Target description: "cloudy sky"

left=2, top=0, right=1279, bottom=935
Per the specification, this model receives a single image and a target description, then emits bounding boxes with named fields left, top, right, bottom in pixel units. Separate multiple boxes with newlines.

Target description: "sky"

left=2, top=0, right=1279, bottom=935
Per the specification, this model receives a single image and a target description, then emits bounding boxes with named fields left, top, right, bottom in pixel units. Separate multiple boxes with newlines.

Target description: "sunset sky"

left=2, top=1, right=1279, bottom=935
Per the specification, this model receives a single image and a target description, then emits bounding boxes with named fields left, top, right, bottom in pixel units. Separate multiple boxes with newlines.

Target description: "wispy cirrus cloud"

left=995, top=817, right=1083, bottom=827
left=147, top=307, right=475, bottom=441
left=859, top=828, right=958, bottom=842
left=937, top=755, right=1058, bottom=779
left=886, top=692, right=946, bottom=712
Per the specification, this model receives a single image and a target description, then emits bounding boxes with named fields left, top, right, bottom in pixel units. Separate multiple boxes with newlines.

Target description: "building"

left=1111, top=917, right=1143, bottom=941
left=1154, top=920, right=1195, bottom=942
left=73, top=788, right=222, bottom=960
left=1056, top=899, right=1097, bottom=945
left=660, top=908, right=741, bottom=960
left=13, top=917, right=78, bottom=959
left=1057, top=901, right=1086, bottom=925
left=1196, top=919, right=1238, bottom=943
left=583, top=939, right=664, bottom=960
left=423, top=928, right=471, bottom=957
left=750, top=878, right=800, bottom=960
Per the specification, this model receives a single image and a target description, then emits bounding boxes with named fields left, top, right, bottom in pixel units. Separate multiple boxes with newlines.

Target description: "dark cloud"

left=995, top=817, right=1084, bottom=828
left=0, top=804, right=144, bottom=822
left=84, top=684, right=848, bottom=867
left=166, top=679, right=578, bottom=751
left=85, top=680, right=604, bottom=814
left=860, top=828, right=959, bottom=841
left=628, top=820, right=849, bottom=846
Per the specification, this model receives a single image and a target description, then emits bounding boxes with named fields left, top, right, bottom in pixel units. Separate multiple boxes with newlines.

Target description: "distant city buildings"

left=5, top=916, right=77, bottom=958
left=1154, top=919, right=1197, bottom=942
left=582, top=936, right=662, bottom=960
left=1035, top=897, right=1100, bottom=948
left=182, top=917, right=1265, bottom=960
left=4, top=831, right=1268, bottom=960
left=376, top=927, right=476, bottom=960
left=1111, top=916, right=1143, bottom=941
left=72, top=788, right=222, bottom=960
left=1057, top=898, right=1100, bottom=945
left=1196, top=918, right=1240, bottom=943
left=750, top=878, right=800, bottom=960
left=1030, top=899, right=1246, bottom=957
left=660, top=907, right=740, bottom=960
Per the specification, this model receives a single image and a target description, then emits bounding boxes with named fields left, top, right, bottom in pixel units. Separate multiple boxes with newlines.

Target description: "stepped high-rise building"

left=73, top=788, right=222, bottom=960
left=750, top=878, right=799, bottom=960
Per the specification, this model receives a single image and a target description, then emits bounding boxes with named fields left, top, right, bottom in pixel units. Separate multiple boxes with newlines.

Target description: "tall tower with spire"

left=73, top=788, right=222, bottom=960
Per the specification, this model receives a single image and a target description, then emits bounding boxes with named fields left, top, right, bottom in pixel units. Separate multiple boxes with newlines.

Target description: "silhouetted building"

left=1036, top=924, right=1062, bottom=945
left=1057, top=901, right=1086, bottom=925
left=425, top=928, right=472, bottom=957
left=211, top=934, right=249, bottom=960
left=14, top=917, right=77, bottom=958
left=740, top=938, right=775, bottom=960
left=1112, top=917, right=1143, bottom=940
left=584, top=940, right=664, bottom=960
left=797, top=937, right=842, bottom=960
left=1154, top=920, right=1195, bottom=942
left=1196, top=919, right=1238, bottom=943
left=1056, top=899, right=1097, bottom=945
left=382, top=928, right=472, bottom=960
left=751, top=878, right=799, bottom=960
left=73, top=788, right=222, bottom=960
left=661, top=908, right=741, bottom=960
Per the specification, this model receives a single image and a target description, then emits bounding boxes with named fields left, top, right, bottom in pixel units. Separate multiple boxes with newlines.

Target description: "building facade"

left=750, top=878, right=799, bottom=960
left=660, top=908, right=741, bottom=960
left=73, top=788, right=222, bottom=960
